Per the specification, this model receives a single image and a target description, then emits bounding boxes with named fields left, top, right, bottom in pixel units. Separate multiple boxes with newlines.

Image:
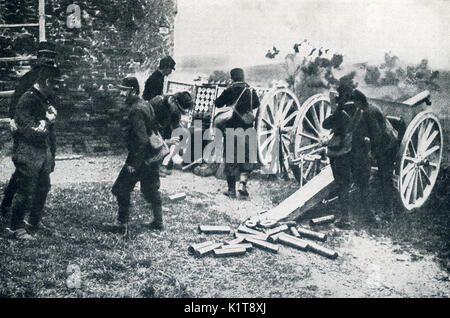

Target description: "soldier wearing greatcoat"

left=214, top=68, right=260, bottom=198
left=7, top=65, right=61, bottom=240
left=109, top=77, right=193, bottom=234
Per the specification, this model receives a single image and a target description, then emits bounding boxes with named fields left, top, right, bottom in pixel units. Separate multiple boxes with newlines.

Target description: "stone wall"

left=0, top=0, right=177, bottom=155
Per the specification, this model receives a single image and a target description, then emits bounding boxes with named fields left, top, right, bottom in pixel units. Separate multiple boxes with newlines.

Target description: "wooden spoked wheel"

left=256, top=88, right=300, bottom=174
left=397, top=111, right=443, bottom=210
left=290, top=94, right=332, bottom=186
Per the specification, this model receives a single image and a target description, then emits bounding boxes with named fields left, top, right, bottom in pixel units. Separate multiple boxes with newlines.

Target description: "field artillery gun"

left=165, top=80, right=443, bottom=218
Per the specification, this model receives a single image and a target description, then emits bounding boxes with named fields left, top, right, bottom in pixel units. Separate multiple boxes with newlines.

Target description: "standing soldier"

left=109, top=77, right=192, bottom=235
left=1, top=41, right=58, bottom=221
left=142, top=56, right=176, bottom=176
left=352, top=90, right=398, bottom=219
left=214, top=68, right=260, bottom=198
left=6, top=64, right=61, bottom=240
left=323, top=75, right=374, bottom=228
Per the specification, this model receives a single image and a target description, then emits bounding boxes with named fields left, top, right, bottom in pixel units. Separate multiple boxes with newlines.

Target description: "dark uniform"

left=1, top=41, right=58, bottom=219
left=323, top=99, right=371, bottom=218
left=354, top=91, right=398, bottom=214
left=111, top=93, right=188, bottom=227
left=142, top=70, right=164, bottom=102
left=215, top=76, right=260, bottom=196
left=9, top=87, right=56, bottom=231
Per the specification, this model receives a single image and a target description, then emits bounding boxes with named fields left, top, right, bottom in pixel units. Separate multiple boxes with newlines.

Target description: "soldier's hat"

left=230, top=68, right=245, bottom=82
left=37, top=41, right=57, bottom=59
left=117, top=77, right=140, bottom=94
left=173, top=91, right=193, bottom=114
left=159, top=56, right=176, bottom=70
left=337, top=72, right=358, bottom=103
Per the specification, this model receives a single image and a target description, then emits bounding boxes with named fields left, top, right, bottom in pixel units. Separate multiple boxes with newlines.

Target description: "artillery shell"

left=220, top=243, right=253, bottom=251
left=297, top=227, right=327, bottom=242
left=237, top=225, right=266, bottom=236
left=198, top=225, right=232, bottom=234
left=213, top=246, right=247, bottom=257
left=258, top=219, right=278, bottom=228
left=277, top=233, right=309, bottom=251
left=309, top=215, right=335, bottom=226
left=194, top=243, right=224, bottom=257
left=169, top=192, right=186, bottom=201
left=188, top=240, right=215, bottom=254
left=290, top=227, right=300, bottom=237
left=244, top=219, right=258, bottom=228
left=265, top=224, right=288, bottom=236
left=280, top=221, right=298, bottom=227
left=224, top=237, right=245, bottom=245
left=243, top=237, right=279, bottom=253
left=235, top=232, right=269, bottom=242
left=267, top=233, right=282, bottom=243
left=307, top=242, right=338, bottom=259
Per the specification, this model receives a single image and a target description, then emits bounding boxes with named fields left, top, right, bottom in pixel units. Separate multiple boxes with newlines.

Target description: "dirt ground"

left=0, top=155, right=448, bottom=298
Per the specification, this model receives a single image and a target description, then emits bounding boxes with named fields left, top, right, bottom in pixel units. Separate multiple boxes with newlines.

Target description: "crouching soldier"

left=7, top=65, right=61, bottom=240
left=109, top=77, right=193, bottom=234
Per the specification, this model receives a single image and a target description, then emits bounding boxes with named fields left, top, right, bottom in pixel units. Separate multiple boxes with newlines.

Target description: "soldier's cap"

left=38, top=64, right=63, bottom=82
left=337, top=72, right=358, bottom=101
left=174, top=91, right=193, bottom=114
left=230, top=68, right=244, bottom=82
left=37, top=41, right=57, bottom=59
left=160, top=56, right=176, bottom=70
left=352, top=89, right=368, bottom=107
left=117, top=77, right=140, bottom=94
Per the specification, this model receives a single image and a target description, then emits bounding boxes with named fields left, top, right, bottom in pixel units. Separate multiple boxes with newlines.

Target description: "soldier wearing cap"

left=142, top=56, right=176, bottom=102
left=109, top=77, right=193, bottom=234
left=214, top=68, right=260, bottom=198
left=6, top=65, right=62, bottom=240
left=1, top=41, right=58, bottom=224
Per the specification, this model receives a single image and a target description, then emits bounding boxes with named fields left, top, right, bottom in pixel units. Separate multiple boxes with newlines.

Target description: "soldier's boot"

left=223, top=176, right=236, bottom=198
left=147, top=204, right=164, bottom=231
left=237, top=173, right=249, bottom=198
left=335, top=191, right=351, bottom=230
left=104, top=195, right=130, bottom=235
left=1, top=173, right=18, bottom=219
left=27, top=186, right=51, bottom=235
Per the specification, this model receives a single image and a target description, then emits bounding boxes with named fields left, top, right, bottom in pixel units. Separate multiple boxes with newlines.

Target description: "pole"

left=39, top=0, right=46, bottom=42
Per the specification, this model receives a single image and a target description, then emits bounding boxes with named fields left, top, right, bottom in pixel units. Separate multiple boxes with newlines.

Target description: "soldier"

left=109, top=77, right=192, bottom=234
left=352, top=90, right=398, bottom=219
left=323, top=75, right=374, bottom=228
left=1, top=41, right=58, bottom=221
left=6, top=64, right=61, bottom=240
left=142, top=56, right=176, bottom=176
left=214, top=68, right=260, bottom=198
left=142, top=56, right=176, bottom=101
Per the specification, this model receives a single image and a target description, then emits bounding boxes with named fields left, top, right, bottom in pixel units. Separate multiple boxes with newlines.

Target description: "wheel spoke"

left=402, top=169, right=415, bottom=195
left=265, top=104, right=275, bottom=124
left=404, top=156, right=416, bottom=163
left=419, top=166, right=431, bottom=186
left=276, top=94, right=287, bottom=121
left=402, top=162, right=415, bottom=176
left=310, top=104, right=322, bottom=132
left=412, top=170, right=418, bottom=203
left=262, top=117, right=274, bottom=128
left=421, top=130, right=438, bottom=154
left=297, top=143, right=321, bottom=153
left=417, top=168, right=424, bottom=195
left=304, top=116, right=321, bottom=136
left=419, top=120, right=434, bottom=153
left=409, top=140, right=417, bottom=157
left=303, top=162, right=313, bottom=180
left=422, top=145, right=440, bottom=158
left=298, top=131, right=320, bottom=142
left=405, top=171, right=417, bottom=204
left=319, top=101, right=325, bottom=123
left=259, top=129, right=274, bottom=136
left=260, top=134, right=275, bottom=152
left=282, top=111, right=298, bottom=127
left=280, top=99, right=294, bottom=122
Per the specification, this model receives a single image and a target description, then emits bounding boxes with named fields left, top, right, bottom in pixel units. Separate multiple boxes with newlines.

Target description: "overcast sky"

left=174, top=0, right=450, bottom=69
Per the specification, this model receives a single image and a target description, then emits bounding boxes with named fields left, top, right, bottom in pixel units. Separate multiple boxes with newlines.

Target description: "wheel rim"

left=398, top=111, right=443, bottom=210
left=291, top=94, right=332, bottom=186
left=256, top=88, right=300, bottom=174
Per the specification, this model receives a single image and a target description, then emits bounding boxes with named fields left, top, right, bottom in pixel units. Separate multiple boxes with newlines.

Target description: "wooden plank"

left=402, top=90, right=430, bottom=106
left=169, top=192, right=186, bottom=201
left=243, top=237, right=279, bottom=253
left=0, top=23, right=40, bottom=28
left=258, top=165, right=335, bottom=223
left=198, top=225, right=231, bottom=234
left=39, top=0, right=46, bottom=42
